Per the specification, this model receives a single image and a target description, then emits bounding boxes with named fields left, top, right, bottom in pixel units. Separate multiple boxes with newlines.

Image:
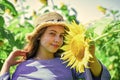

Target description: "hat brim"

left=26, top=21, right=69, bottom=44
left=28, top=21, right=68, bottom=38
left=35, top=21, right=68, bottom=32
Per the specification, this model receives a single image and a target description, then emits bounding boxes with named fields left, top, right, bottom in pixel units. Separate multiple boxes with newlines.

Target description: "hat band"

left=46, top=19, right=64, bottom=22
left=36, top=19, right=64, bottom=27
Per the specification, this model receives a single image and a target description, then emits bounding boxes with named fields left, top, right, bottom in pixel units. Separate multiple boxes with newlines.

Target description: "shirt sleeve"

left=100, top=65, right=111, bottom=80
left=0, top=72, right=10, bottom=80
left=90, top=64, right=111, bottom=80
left=72, top=64, right=111, bottom=80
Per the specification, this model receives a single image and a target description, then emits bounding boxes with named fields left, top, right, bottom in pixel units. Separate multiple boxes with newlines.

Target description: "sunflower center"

left=70, top=34, right=85, bottom=61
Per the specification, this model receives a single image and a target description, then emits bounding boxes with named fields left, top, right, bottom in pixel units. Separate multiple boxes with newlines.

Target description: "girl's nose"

left=54, top=36, right=61, bottom=43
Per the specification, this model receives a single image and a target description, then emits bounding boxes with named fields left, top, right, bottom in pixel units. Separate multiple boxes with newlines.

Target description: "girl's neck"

left=35, top=48, right=54, bottom=60
left=35, top=53, right=54, bottom=60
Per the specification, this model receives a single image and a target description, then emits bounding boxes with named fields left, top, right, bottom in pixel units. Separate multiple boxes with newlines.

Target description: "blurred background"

left=0, top=0, right=120, bottom=80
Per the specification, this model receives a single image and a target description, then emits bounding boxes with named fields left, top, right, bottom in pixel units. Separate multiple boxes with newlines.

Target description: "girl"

left=0, top=12, right=110, bottom=80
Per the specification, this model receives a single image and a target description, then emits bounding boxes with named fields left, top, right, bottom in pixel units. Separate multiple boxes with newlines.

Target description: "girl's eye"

left=49, top=32, right=56, bottom=36
left=60, top=34, right=64, bottom=39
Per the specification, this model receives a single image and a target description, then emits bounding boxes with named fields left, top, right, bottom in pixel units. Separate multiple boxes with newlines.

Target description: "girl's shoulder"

left=17, top=59, right=36, bottom=68
left=17, top=58, right=62, bottom=67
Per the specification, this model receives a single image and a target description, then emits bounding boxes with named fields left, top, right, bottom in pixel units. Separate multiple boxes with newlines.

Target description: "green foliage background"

left=0, top=0, right=120, bottom=80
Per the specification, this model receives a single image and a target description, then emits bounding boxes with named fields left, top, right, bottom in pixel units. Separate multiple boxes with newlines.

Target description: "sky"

left=53, top=0, right=120, bottom=23
left=10, top=0, right=120, bottom=24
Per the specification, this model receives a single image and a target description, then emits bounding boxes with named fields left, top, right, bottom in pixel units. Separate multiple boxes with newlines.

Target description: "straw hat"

left=34, top=12, right=66, bottom=28
left=26, top=12, right=67, bottom=41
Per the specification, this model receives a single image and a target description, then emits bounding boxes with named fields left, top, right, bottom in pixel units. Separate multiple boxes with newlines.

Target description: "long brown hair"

left=24, top=27, right=47, bottom=60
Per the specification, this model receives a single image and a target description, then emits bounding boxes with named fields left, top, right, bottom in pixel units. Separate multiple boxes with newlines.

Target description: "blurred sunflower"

left=61, top=21, right=92, bottom=72
left=39, top=0, right=48, bottom=5
left=97, top=5, right=107, bottom=14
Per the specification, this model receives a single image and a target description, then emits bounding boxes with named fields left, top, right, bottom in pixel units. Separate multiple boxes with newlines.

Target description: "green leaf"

left=60, top=4, right=68, bottom=10
left=0, top=27, right=6, bottom=38
left=68, top=15, right=76, bottom=22
left=0, top=16, right=5, bottom=27
left=0, top=51, right=7, bottom=59
left=0, top=0, right=18, bottom=16
left=110, top=10, right=119, bottom=15
left=0, top=4, right=5, bottom=15
left=53, top=5, right=58, bottom=10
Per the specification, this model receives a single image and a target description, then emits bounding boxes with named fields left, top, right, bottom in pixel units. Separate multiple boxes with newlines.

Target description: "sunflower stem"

left=93, top=30, right=120, bottom=42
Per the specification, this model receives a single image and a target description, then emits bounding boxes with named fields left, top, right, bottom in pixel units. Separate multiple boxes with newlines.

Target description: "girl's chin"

left=49, top=49, right=58, bottom=53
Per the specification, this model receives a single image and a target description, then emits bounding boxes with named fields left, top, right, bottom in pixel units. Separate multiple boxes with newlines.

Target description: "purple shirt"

left=0, top=58, right=111, bottom=80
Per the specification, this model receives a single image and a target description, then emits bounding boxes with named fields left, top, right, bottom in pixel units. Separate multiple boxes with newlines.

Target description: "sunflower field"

left=0, top=0, right=120, bottom=80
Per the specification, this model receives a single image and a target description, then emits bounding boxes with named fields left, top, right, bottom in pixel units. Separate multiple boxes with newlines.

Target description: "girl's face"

left=40, top=25, right=65, bottom=54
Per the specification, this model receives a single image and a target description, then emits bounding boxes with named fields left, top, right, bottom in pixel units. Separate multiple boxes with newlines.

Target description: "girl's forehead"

left=46, top=25, right=65, bottom=32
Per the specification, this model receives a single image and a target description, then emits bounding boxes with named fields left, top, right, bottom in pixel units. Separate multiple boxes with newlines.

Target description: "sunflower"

left=61, top=21, right=92, bottom=73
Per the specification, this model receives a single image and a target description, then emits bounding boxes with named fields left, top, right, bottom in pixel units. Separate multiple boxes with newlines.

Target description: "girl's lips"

left=52, top=44, right=59, bottom=48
